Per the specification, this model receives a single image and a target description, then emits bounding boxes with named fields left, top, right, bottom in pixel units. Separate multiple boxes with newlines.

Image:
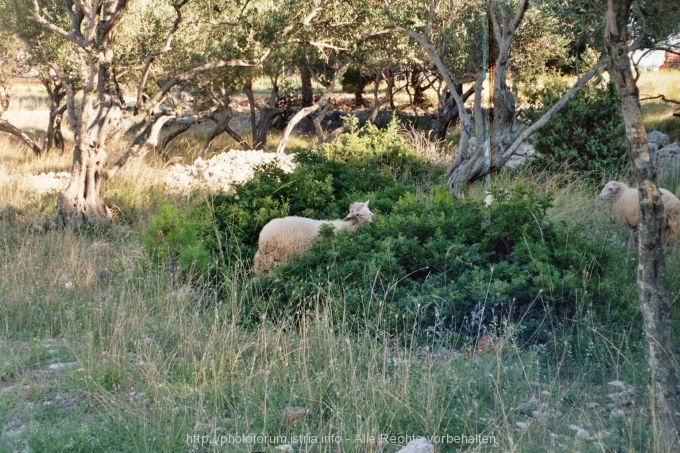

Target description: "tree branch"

left=136, top=0, right=187, bottom=110
left=640, top=94, right=680, bottom=105
left=150, top=55, right=269, bottom=109
left=64, top=0, right=86, bottom=40
left=144, top=0, right=329, bottom=116
left=106, top=112, right=176, bottom=179
left=488, top=0, right=502, bottom=44
left=502, top=55, right=608, bottom=160
left=97, top=0, right=130, bottom=45
left=509, top=0, right=530, bottom=35
left=383, top=1, right=473, bottom=163
left=275, top=61, right=351, bottom=154
left=31, top=0, right=89, bottom=49
left=0, top=119, right=43, bottom=155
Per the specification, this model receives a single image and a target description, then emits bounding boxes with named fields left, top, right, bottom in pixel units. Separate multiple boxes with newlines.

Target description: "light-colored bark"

left=605, top=1, right=680, bottom=451
left=28, top=0, right=328, bottom=226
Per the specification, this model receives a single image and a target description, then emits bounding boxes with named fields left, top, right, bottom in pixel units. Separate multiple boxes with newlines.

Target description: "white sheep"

left=252, top=201, right=374, bottom=275
left=597, top=180, right=680, bottom=244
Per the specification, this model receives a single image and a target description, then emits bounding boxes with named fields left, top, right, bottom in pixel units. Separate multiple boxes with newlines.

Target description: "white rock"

left=610, top=408, right=626, bottom=419
left=48, top=362, right=77, bottom=370
left=505, top=142, right=536, bottom=169
left=163, top=149, right=296, bottom=194
left=647, top=130, right=670, bottom=147
left=569, top=424, right=591, bottom=440
left=396, top=437, right=434, bottom=453
left=607, top=380, right=627, bottom=391
left=608, top=391, right=632, bottom=406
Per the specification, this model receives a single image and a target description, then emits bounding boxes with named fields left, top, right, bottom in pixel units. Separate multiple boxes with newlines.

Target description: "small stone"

left=526, top=396, right=539, bottom=408
left=569, top=424, right=591, bottom=440
left=396, top=437, right=434, bottom=453
left=531, top=410, right=549, bottom=421
left=648, top=130, right=670, bottom=147
left=610, top=408, right=626, bottom=419
left=607, top=380, right=627, bottom=391
left=608, top=391, right=632, bottom=406
left=282, top=406, right=310, bottom=425
left=48, top=362, right=77, bottom=370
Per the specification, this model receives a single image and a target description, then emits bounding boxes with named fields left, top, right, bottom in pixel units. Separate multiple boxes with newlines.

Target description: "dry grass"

left=0, top=215, right=654, bottom=451
left=638, top=70, right=680, bottom=141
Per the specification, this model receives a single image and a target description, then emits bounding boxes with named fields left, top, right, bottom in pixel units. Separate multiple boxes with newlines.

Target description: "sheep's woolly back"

left=252, top=201, right=374, bottom=275
left=598, top=180, right=680, bottom=243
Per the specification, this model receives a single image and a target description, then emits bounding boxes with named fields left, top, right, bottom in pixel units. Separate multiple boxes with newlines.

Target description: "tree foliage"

left=524, top=79, right=628, bottom=177
left=3, top=0, right=680, bottom=216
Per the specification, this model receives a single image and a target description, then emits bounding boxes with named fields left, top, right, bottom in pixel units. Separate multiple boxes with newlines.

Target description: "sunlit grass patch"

left=638, top=70, right=680, bottom=142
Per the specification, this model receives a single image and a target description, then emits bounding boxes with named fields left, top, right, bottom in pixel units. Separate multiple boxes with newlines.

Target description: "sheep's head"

left=344, top=200, right=374, bottom=225
left=598, top=181, right=629, bottom=202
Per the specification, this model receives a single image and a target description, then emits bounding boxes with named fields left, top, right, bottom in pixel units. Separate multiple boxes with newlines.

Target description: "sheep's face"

left=598, top=181, right=626, bottom=201
left=344, top=200, right=374, bottom=225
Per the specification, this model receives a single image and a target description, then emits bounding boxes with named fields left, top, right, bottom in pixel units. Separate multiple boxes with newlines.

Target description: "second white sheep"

left=598, top=180, right=680, bottom=244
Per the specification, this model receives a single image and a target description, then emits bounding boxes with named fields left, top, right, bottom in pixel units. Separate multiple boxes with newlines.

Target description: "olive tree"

left=18, top=0, right=328, bottom=227
left=276, top=2, right=409, bottom=153
left=384, top=0, right=608, bottom=195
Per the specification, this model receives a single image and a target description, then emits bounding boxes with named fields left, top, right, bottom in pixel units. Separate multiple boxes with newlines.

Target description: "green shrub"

left=144, top=118, right=428, bottom=279
left=258, top=184, right=615, bottom=344
left=142, top=120, right=634, bottom=346
left=141, top=202, right=213, bottom=280
left=524, top=79, right=628, bottom=178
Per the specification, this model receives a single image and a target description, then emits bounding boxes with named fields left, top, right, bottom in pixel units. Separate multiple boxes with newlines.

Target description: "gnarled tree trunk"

left=300, top=62, right=314, bottom=107
left=55, top=90, right=117, bottom=228
left=446, top=0, right=528, bottom=196
left=605, top=1, right=680, bottom=451
left=244, top=80, right=280, bottom=150
left=444, top=0, right=606, bottom=196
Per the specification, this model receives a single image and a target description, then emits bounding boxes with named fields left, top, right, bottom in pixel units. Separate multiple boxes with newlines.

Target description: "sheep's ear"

left=364, top=200, right=370, bottom=207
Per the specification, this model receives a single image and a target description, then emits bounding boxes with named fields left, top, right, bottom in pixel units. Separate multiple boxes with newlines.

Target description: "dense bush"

left=141, top=201, right=214, bottom=281
left=143, top=120, right=627, bottom=344
left=143, top=118, right=428, bottom=278
left=258, top=184, right=613, bottom=344
left=524, top=80, right=628, bottom=178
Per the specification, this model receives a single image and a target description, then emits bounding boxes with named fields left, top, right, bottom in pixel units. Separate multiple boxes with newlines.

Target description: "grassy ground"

left=0, top=217, right=661, bottom=452
left=1, top=72, right=680, bottom=452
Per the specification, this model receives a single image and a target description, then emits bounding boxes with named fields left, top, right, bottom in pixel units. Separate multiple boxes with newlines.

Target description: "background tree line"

left=0, top=0, right=674, bottom=225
